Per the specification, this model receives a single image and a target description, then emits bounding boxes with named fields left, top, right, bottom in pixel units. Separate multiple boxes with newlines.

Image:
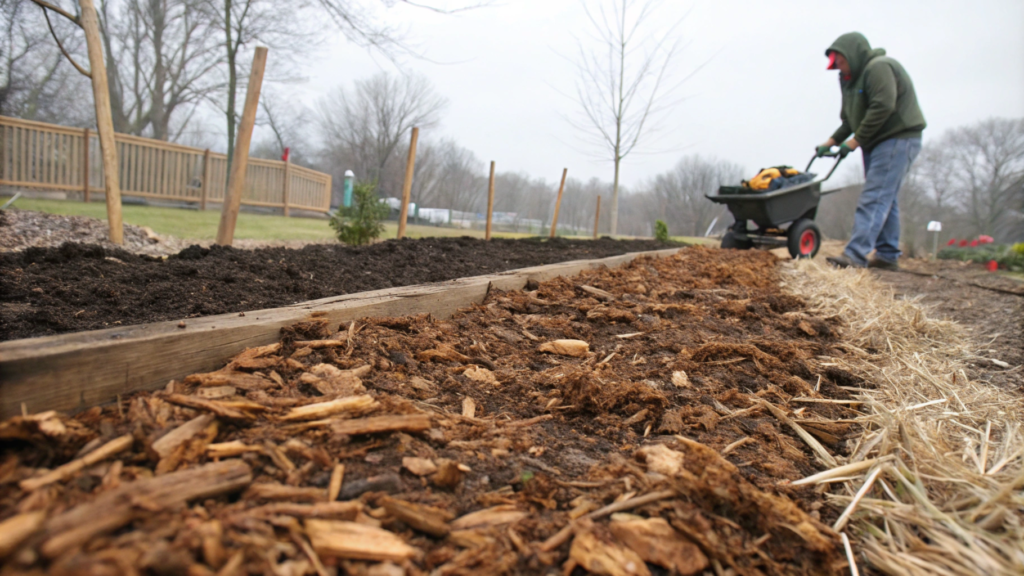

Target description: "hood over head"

left=826, top=32, right=886, bottom=80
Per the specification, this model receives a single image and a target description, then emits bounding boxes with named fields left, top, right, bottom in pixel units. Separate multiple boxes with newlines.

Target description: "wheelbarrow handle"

left=804, top=153, right=843, bottom=182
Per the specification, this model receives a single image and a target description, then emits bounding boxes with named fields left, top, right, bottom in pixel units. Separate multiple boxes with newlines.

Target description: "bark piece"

left=249, top=502, right=361, bottom=520
left=450, top=506, right=527, bottom=530
left=40, top=460, right=252, bottom=559
left=162, top=394, right=259, bottom=422
left=197, top=386, right=237, bottom=399
left=332, top=414, right=431, bottom=436
left=151, top=415, right=215, bottom=458
left=0, top=511, right=45, bottom=559
left=20, top=434, right=134, bottom=491
left=538, top=339, right=589, bottom=357
left=463, top=366, right=499, bottom=385
left=568, top=528, right=650, bottom=576
left=415, top=344, right=471, bottom=364
left=305, top=519, right=420, bottom=562
left=207, top=440, right=260, bottom=459
left=461, top=397, right=476, bottom=419
left=671, top=371, right=691, bottom=388
left=247, top=483, right=326, bottom=503
left=402, top=457, right=437, bottom=476
left=338, top=473, right=401, bottom=500
left=609, top=517, right=709, bottom=575
left=380, top=496, right=451, bottom=537
left=430, top=459, right=463, bottom=490
left=294, top=339, right=347, bottom=349
left=328, top=464, right=345, bottom=502
left=579, top=285, right=615, bottom=301
left=281, top=395, right=379, bottom=422
left=635, top=444, right=684, bottom=476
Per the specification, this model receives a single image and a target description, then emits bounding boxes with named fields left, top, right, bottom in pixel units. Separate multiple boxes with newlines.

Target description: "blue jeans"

left=844, top=137, right=922, bottom=265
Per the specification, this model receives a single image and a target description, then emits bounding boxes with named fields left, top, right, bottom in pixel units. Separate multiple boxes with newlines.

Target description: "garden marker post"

left=485, top=161, right=496, bottom=240
left=217, top=46, right=268, bottom=246
left=79, top=0, right=122, bottom=244
left=927, top=221, right=942, bottom=260
left=594, top=195, right=601, bottom=239
left=282, top=156, right=291, bottom=217
left=81, top=128, right=90, bottom=202
left=397, top=127, right=419, bottom=239
left=549, top=168, right=567, bottom=239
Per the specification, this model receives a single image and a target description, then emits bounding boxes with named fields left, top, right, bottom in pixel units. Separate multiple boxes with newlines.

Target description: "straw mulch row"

left=0, top=247, right=865, bottom=575
left=782, top=261, right=1024, bottom=575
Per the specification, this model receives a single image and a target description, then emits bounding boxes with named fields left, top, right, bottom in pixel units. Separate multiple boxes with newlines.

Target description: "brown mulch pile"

left=0, top=247, right=858, bottom=575
left=0, top=208, right=192, bottom=257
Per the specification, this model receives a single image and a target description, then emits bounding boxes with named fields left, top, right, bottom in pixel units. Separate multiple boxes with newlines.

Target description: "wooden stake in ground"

left=78, top=0, right=123, bottom=244
left=485, top=161, right=496, bottom=240
left=216, top=46, right=268, bottom=246
left=397, top=127, right=420, bottom=239
left=593, top=195, right=601, bottom=239
left=549, top=168, right=567, bottom=239
left=81, top=128, right=90, bottom=203
left=282, top=156, right=292, bottom=217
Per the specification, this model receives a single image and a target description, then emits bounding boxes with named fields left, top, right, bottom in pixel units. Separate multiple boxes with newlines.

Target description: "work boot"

left=867, top=256, right=899, bottom=271
left=825, top=254, right=866, bottom=269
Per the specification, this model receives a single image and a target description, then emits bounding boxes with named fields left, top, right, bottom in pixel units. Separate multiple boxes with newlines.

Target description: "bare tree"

left=317, top=72, right=447, bottom=196
left=1, top=0, right=91, bottom=123
left=96, top=0, right=223, bottom=140
left=569, top=0, right=685, bottom=236
left=643, top=155, right=743, bottom=237
left=411, top=138, right=483, bottom=212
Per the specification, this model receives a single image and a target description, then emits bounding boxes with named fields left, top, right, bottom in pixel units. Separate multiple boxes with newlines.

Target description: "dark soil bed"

left=0, top=237, right=678, bottom=341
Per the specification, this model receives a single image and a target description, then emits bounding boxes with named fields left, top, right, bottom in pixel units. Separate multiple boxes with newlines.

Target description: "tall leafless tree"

left=569, top=0, right=686, bottom=236
left=317, top=72, right=447, bottom=196
left=642, top=155, right=743, bottom=237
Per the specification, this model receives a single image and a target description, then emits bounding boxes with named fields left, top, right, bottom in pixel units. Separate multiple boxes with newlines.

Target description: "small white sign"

left=927, top=221, right=942, bottom=232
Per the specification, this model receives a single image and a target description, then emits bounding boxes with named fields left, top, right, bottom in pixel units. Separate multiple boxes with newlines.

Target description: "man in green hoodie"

left=817, top=32, right=926, bottom=269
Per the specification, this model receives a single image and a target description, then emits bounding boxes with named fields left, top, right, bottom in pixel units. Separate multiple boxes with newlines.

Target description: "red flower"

left=959, top=239, right=968, bottom=247
left=987, top=260, right=999, bottom=272
left=970, top=239, right=979, bottom=247
left=947, top=238, right=956, bottom=246
left=979, top=235, right=994, bottom=244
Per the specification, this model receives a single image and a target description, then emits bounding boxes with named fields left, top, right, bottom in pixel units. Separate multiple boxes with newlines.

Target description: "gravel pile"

left=0, top=208, right=194, bottom=256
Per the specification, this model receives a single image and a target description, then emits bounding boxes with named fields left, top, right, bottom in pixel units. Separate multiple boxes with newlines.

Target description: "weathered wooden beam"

left=0, top=248, right=681, bottom=418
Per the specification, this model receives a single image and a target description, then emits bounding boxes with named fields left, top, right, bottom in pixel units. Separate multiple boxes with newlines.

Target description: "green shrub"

left=654, top=220, right=669, bottom=242
left=329, top=181, right=387, bottom=246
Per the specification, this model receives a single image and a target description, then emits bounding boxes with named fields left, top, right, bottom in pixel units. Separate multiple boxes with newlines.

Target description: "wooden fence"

left=0, top=116, right=331, bottom=214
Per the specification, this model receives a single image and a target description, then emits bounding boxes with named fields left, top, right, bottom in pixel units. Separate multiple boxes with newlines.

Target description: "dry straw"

left=782, top=260, right=1024, bottom=576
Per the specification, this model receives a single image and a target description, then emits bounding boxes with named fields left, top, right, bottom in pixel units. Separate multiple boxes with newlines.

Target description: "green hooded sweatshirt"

left=827, top=32, right=926, bottom=151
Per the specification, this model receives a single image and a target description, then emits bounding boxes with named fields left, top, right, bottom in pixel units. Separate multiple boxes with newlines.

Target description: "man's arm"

left=853, top=63, right=898, bottom=145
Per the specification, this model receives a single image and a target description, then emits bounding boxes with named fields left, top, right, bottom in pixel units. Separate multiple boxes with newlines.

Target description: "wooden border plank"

left=0, top=248, right=681, bottom=418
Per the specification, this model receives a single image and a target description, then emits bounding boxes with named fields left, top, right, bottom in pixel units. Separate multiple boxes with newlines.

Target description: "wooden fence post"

left=79, top=0, right=122, bottom=244
left=282, top=157, right=291, bottom=217
left=397, top=127, right=419, bottom=239
left=485, top=161, right=496, bottom=240
left=217, top=46, right=268, bottom=246
left=200, top=148, right=210, bottom=211
left=593, top=195, right=601, bottom=239
left=549, top=168, right=567, bottom=239
left=82, top=128, right=90, bottom=202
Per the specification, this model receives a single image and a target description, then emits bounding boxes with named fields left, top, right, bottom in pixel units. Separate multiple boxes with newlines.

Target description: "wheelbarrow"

left=705, top=152, right=844, bottom=258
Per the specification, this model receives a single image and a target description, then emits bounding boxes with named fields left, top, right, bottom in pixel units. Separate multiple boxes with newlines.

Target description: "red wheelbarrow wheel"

left=787, top=219, right=821, bottom=259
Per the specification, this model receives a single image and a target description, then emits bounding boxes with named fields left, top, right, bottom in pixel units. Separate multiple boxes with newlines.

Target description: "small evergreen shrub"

left=330, top=181, right=387, bottom=246
left=654, top=220, right=669, bottom=242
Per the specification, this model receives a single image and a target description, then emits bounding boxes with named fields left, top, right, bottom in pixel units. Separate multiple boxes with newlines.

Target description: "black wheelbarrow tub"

left=705, top=180, right=823, bottom=230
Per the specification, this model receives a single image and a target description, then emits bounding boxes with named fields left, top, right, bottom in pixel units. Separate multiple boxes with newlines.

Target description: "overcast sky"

left=283, top=0, right=1024, bottom=188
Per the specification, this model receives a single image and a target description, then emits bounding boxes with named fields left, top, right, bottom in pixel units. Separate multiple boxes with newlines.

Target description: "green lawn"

left=2, top=196, right=716, bottom=244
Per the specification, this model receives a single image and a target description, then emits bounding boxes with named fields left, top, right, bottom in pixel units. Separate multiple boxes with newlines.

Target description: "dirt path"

left=872, top=260, right=1024, bottom=392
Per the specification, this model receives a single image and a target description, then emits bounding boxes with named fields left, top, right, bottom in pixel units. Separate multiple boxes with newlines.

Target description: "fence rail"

left=0, top=116, right=331, bottom=214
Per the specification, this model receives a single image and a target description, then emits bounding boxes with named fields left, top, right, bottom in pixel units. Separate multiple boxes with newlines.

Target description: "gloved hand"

left=815, top=144, right=832, bottom=157
left=837, top=143, right=853, bottom=158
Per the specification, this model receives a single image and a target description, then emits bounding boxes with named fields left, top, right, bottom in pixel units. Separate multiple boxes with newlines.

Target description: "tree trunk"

left=610, top=154, right=621, bottom=236
left=224, top=0, right=236, bottom=171
left=150, top=0, right=167, bottom=140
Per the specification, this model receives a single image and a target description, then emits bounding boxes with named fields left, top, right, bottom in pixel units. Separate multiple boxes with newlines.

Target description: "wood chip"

left=246, top=483, right=326, bottom=503
left=380, top=496, right=451, bottom=537
left=579, top=285, right=615, bottom=301
left=207, top=440, right=260, bottom=459
left=609, top=516, right=708, bottom=575
left=402, top=457, right=437, bottom=476
left=40, top=460, right=252, bottom=559
left=280, top=395, right=379, bottom=422
left=20, top=434, right=134, bottom=491
left=462, top=397, right=476, bottom=419
left=463, top=366, right=499, bottom=385
left=305, top=519, right=420, bottom=562
left=248, top=502, right=361, bottom=520
left=328, top=464, right=345, bottom=502
left=332, top=414, right=432, bottom=436
left=0, top=511, right=45, bottom=559
left=151, top=415, right=215, bottom=458
left=451, top=505, right=528, bottom=530
left=538, top=339, right=590, bottom=357
left=569, top=526, right=651, bottom=576
left=671, top=371, right=690, bottom=388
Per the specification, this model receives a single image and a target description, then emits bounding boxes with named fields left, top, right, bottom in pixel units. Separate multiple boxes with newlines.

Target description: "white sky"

left=282, top=0, right=1024, bottom=188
